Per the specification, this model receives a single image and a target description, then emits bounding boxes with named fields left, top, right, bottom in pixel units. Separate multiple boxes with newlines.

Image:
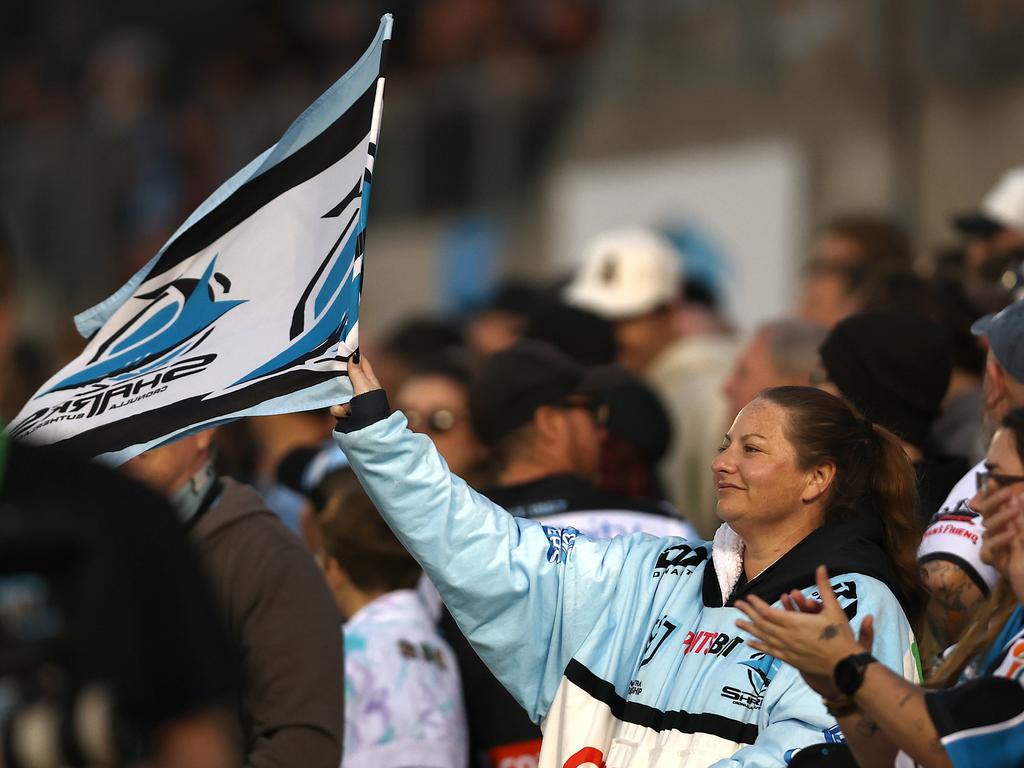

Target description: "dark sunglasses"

left=975, top=470, right=1024, bottom=494
left=404, top=408, right=459, bottom=434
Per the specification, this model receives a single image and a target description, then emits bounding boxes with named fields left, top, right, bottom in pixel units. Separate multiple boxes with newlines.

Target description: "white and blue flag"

left=9, top=16, right=392, bottom=464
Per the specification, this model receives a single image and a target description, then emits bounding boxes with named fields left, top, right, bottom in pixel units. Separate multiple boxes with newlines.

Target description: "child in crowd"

left=317, top=484, right=468, bottom=768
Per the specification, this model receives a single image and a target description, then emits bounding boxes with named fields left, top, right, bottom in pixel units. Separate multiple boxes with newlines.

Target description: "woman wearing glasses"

left=735, top=407, right=1024, bottom=767
left=394, top=358, right=490, bottom=487
left=331, top=355, right=925, bottom=767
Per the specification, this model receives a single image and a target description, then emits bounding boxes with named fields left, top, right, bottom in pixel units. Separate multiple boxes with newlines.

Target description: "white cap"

left=563, top=228, right=683, bottom=321
left=955, top=166, right=1024, bottom=234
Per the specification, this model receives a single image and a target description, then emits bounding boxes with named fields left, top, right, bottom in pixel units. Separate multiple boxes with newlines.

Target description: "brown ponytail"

left=867, top=424, right=929, bottom=636
left=759, top=386, right=927, bottom=632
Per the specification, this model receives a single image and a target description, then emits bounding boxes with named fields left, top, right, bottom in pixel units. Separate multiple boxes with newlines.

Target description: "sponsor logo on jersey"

left=720, top=650, right=782, bottom=711
left=652, top=543, right=708, bottom=578
left=994, top=634, right=1024, bottom=680
left=638, top=614, right=678, bottom=668
left=542, top=525, right=579, bottom=564
left=562, top=747, right=606, bottom=768
left=682, top=629, right=744, bottom=658
left=809, top=579, right=860, bottom=620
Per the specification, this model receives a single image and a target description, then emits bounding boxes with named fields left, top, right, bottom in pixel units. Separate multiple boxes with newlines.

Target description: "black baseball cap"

left=469, top=340, right=620, bottom=446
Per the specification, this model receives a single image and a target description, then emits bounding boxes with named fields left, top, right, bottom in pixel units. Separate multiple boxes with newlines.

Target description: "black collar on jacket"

left=701, top=515, right=906, bottom=615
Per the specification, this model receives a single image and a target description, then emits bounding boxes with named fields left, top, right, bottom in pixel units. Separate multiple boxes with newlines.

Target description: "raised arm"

left=331, top=357, right=650, bottom=722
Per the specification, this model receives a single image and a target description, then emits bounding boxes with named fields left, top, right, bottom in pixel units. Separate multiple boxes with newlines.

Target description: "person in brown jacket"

left=124, top=429, right=344, bottom=767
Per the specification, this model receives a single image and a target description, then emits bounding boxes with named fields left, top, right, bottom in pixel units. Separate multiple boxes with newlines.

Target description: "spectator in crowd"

left=275, top=438, right=353, bottom=555
left=925, top=409, right=1023, bottom=687
left=395, top=357, right=490, bottom=487
left=469, top=340, right=691, bottom=539
left=928, top=278, right=992, bottom=465
left=815, top=311, right=969, bottom=521
left=920, top=299, right=1024, bottom=656
left=444, top=339, right=694, bottom=767
left=953, top=166, right=1024, bottom=292
left=722, top=317, right=828, bottom=422
left=317, top=484, right=467, bottom=768
left=123, top=430, right=345, bottom=768
left=0, top=223, right=58, bottom=423
left=464, top=281, right=549, bottom=361
left=564, top=227, right=734, bottom=537
left=332, top=358, right=923, bottom=766
left=372, top=316, right=464, bottom=396
left=524, top=302, right=673, bottom=500
left=246, top=409, right=337, bottom=534
left=735, top=408, right=1024, bottom=768
left=1, top=437, right=239, bottom=768
left=798, top=214, right=914, bottom=329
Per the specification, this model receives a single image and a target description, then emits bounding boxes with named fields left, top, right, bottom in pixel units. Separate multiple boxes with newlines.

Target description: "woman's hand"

left=330, top=353, right=382, bottom=419
left=735, top=565, right=871, bottom=697
left=968, top=483, right=1017, bottom=520
left=980, top=492, right=1024, bottom=600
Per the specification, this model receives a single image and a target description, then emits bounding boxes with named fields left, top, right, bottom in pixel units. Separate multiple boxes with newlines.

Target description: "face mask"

left=169, top=461, right=217, bottom=524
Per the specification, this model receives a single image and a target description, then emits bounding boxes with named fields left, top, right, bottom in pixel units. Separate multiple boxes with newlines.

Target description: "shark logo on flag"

left=9, top=15, right=393, bottom=464
left=45, top=255, right=245, bottom=393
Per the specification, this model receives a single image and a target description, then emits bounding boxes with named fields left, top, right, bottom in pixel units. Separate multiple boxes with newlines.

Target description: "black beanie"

left=819, top=312, right=952, bottom=449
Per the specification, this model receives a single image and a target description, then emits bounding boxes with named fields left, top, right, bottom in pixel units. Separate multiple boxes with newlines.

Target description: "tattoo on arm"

left=819, top=624, right=840, bottom=641
left=898, top=692, right=914, bottom=708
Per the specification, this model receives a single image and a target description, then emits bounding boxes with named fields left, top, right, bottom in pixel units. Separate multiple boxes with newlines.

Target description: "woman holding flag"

left=331, top=354, right=923, bottom=766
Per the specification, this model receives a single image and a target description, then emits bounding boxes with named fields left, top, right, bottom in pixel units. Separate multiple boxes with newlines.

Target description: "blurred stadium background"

left=5, top=0, right=1024, bottom=366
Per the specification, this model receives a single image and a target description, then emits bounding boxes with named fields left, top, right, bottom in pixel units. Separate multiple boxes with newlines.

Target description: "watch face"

left=834, top=658, right=861, bottom=696
left=834, top=653, right=873, bottom=696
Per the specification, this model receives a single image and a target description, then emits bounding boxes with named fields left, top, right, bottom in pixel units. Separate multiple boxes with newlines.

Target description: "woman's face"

left=711, top=399, right=819, bottom=532
left=969, top=427, right=1024, bottom=509
left=396, top=374, right=487, bottom=478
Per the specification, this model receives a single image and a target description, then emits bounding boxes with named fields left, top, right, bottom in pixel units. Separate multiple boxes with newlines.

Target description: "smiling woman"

left=332, top=360, right=925, bottom=767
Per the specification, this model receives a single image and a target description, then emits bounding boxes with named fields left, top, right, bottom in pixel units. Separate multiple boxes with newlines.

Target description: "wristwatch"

left=833, top=652, right=877, bottom=697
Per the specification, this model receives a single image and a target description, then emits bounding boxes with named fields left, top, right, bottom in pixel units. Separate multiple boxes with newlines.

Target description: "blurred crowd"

left=0, top=0, right=598, bottom=355
left=3, top=161, right=1024, bottom=766
left=8, top=3, right=1024, bottom=761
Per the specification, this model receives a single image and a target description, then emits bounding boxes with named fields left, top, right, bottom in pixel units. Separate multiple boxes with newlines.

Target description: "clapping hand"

left=980, top=492, right=1024, bottom=601
left=735, top=565, right=873, bottom=699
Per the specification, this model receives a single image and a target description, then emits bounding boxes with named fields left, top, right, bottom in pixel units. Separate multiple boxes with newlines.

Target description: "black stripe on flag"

left=56, top=367, right=346, bottom=457
left=148, top=83, right=377, bottom=279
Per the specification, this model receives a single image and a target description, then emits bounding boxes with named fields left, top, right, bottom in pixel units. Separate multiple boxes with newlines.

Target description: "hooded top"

left=190, top=479, right=344, bottom=768
left=334, top=394, right=920, bottom=768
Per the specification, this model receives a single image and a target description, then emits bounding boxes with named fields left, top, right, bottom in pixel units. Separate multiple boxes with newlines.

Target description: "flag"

left=9, top=15, right=393, bottom=465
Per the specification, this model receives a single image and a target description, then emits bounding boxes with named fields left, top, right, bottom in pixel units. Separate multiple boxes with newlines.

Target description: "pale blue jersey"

left=335, top=411, right=918, bottom=767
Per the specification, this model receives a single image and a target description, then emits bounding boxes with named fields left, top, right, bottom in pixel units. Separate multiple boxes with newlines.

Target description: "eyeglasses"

left=555, top=397, right=610, bottom=428
left=404, top=408, right=459, bottom=434
left=975, top=470, right=1024, bottom=494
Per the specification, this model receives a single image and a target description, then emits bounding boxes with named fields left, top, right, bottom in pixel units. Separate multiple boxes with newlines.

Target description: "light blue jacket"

left=335, top=412, right=919, bottom=767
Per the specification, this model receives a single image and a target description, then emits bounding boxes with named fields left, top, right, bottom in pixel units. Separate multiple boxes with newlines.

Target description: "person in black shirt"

left=0, top=436, right=237, bottom=767
left=445, top=340, right=696, bottom=768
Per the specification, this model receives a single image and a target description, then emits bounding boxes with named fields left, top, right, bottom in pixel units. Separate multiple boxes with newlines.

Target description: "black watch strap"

left=833, top=652, right=877, bottom=697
